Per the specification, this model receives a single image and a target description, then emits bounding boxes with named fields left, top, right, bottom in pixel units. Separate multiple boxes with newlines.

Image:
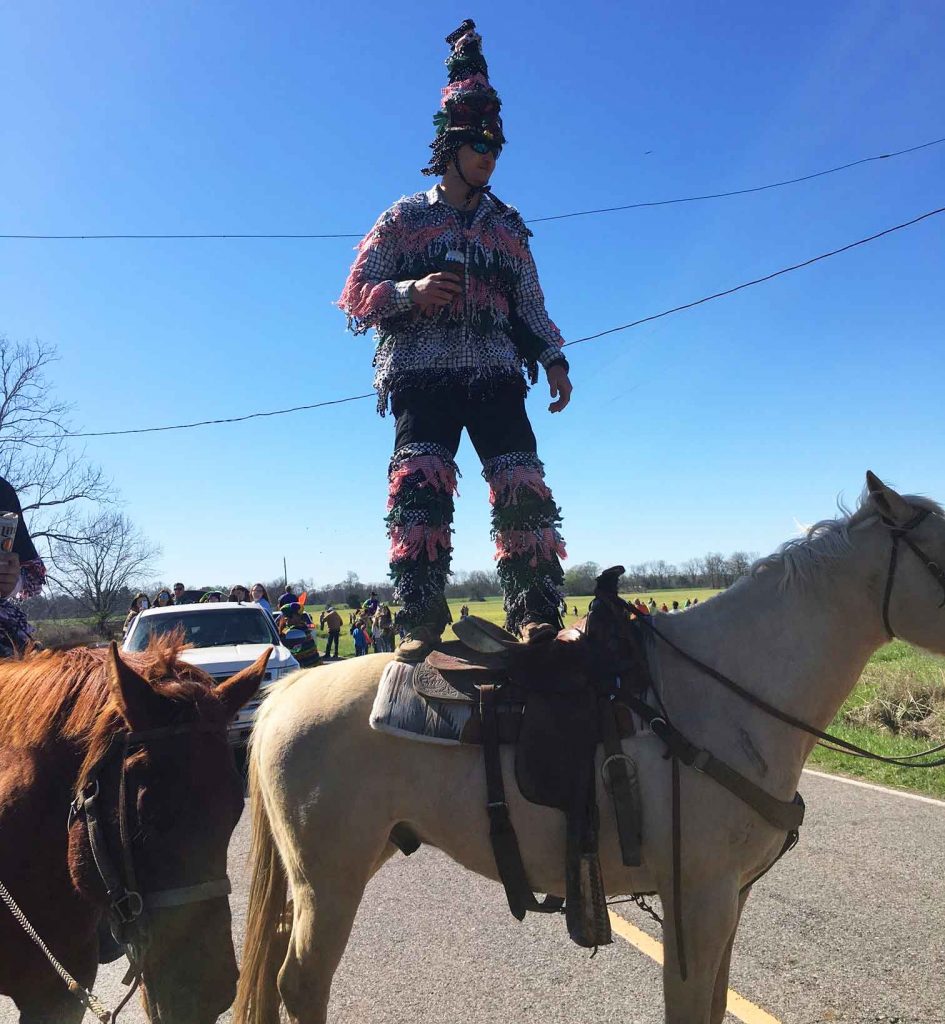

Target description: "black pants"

left=386, top=380, right=566, bottom=633
left=325, top=629, right=340, bottom=657
left=392, top=381, right=536, bottom=458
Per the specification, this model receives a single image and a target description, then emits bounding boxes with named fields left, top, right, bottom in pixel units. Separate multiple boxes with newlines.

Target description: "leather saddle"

left=394, top=568, right=651, bottom=949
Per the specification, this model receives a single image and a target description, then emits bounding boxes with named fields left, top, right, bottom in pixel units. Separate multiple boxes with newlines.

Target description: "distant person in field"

left=0, top=476, right=47, bottom=657
left=648, top=598, right=657, bottom=613
left=660, top=603, right=669, bottom=613
left=338, top=20, right=572, bottom=659
left=373, top=603, right=394, bottom=653
left=671, top=600, right=680, bottom=613
left=320, top=605, right=343, bottom=659
left=351, top=622, right=368, bottom=657
left=572, top=606, right=578, bottom=617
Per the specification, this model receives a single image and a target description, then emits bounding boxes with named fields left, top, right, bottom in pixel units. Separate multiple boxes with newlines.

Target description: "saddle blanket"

left=370, top=660, right=474, bottom=745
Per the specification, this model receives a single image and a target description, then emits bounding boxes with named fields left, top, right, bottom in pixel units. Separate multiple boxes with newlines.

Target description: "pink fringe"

left=466, top=276, right=509, bottom=316
left=487, top=467, right=551, bottom=506
left=492, top=223, right=529, bottom=261
left=388, top=456, right=458, bottom=508
left=390, top=524, right=452, bottom=562
left=338, top=243, right=396, bottom=324
left=494, top=529, right=567, bottom=568
left=441, top=74, right=491, bottom=103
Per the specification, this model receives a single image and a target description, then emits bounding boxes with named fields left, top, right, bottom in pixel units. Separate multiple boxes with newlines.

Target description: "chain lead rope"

left=0, top=878, right=113, bottom=1023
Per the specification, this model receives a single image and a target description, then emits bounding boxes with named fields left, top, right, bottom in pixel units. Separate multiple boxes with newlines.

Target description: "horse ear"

left=106, top=642, right=158, bottom=730
left=866, top=470, right=913, bottom=525
left=216, top=647, right=272, bottom=720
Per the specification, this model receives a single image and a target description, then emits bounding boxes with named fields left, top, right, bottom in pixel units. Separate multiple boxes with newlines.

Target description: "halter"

left=69, top=720, right=233, bottom=964
left=879, top=508, right=945, bottom=639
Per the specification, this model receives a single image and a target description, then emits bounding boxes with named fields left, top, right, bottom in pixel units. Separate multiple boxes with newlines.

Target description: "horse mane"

left=750, top=487, right=945, bottom=590
left=0, top=634, right=220, bottom=787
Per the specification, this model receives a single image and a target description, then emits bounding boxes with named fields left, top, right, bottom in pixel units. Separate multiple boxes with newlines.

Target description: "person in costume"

left=0, top=478, right=47, bottom=656
left=338, top=19, right=573, bottom=656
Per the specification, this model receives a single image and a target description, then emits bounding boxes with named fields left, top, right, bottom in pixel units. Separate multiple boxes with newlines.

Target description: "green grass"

left=808, top=640, right=945, bottom=799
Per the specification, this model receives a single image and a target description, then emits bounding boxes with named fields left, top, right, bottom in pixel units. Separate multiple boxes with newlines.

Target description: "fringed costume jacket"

left=339, top=187, right=566, bottom=413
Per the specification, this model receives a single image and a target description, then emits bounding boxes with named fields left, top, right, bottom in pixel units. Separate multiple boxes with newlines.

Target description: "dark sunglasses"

left=470, top=140, right=501, bottom=157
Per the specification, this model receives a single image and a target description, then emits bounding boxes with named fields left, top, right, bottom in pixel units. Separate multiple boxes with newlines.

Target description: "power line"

left=565, top=203, right=945, bottom=347
left=528, top=136, right=945, bottom=224
left=1, top=136, right=942, bottom=241
left=15, top=202, right=941, bottom=443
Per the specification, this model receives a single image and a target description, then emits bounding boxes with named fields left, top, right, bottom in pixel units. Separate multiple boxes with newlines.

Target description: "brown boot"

left=395, top=624, right=443, bottom=663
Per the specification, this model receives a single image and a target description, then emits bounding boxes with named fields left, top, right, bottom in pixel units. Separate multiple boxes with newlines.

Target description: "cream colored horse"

left=235, top=474, right=945, bottom=1024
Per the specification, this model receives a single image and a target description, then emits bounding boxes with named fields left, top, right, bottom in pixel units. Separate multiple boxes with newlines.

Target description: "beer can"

left=0, top=512, right=18, bottom=553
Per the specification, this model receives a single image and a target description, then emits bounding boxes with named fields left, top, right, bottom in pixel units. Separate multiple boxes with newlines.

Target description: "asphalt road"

left=4, top=770, right=944, bottom=1024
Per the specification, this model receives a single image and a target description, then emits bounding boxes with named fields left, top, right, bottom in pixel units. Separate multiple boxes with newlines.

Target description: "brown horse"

left=0, top=636, right=270, bottom=1024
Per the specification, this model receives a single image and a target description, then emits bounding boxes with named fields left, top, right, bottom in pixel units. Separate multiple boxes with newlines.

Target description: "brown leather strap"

left=671, top=755, right=687, bottom=981
left=598, top=697, right=642, bottom=867
left=624, top=694, right=805, bottom=832
left=479, top=684, right=564, bottom=920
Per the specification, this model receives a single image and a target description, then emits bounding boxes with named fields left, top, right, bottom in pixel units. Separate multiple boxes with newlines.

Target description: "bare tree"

left=0, top=335, right=110, bottom=555
left=725, top=550, right=756, bottom=584
left=49, top=511, right=160, bottom=635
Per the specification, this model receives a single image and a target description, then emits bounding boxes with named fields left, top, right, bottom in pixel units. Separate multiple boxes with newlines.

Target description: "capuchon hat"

left=422, top=19, right=505, bottom=177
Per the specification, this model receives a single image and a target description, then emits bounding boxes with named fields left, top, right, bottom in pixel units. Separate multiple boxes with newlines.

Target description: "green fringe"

left=490, top=490, right=562, bottom=538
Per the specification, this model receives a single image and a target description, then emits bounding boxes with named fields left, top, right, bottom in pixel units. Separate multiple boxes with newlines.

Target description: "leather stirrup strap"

left=479, top=684, right=564, bottom=920
left=598, top=697, right=642, bottom=867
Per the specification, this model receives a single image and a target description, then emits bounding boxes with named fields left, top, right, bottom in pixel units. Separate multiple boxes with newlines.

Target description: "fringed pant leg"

left=386, top=442, right=460, bottom=632
left=482, top=451, right=567, bottom=634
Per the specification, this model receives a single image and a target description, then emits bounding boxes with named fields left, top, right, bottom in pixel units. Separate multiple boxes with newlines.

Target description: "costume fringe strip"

left=483, top=452, right=566, bottom=632
left=387, top=444, right=459, bottom=631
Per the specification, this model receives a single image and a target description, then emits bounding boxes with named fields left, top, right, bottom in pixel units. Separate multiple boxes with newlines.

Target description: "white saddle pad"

left=370, top=660, right=474, bottom=745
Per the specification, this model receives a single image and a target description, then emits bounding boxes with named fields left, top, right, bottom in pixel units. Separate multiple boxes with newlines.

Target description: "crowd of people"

left=118, top=579, right=707, bottom=660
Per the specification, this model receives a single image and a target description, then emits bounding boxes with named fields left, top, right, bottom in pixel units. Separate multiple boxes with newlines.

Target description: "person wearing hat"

left=339, top=20, right=572, bottom=657
left=320, top=605, right=344, bottom=659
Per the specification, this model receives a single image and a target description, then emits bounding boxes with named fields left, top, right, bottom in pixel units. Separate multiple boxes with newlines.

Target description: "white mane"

left=749, top=488, right=944, bottom=590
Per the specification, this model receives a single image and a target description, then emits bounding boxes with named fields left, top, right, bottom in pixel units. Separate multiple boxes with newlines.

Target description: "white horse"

left=234, top=473, right=945, bottom=1024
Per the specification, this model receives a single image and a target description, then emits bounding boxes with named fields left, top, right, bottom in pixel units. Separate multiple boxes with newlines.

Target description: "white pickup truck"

left=121, top=602, right=300, bottom=748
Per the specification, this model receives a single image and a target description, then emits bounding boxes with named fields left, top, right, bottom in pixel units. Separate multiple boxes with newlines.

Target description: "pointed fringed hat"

left=422, top=19, right=505, bottom=176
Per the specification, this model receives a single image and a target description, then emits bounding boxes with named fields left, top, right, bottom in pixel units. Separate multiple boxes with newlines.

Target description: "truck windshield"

left=126, top=608, right=279, bottom=652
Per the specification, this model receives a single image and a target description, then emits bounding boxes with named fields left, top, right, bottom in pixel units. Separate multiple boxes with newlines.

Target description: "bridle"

left=879, top=508, right=945, bottom=639
left=69, top=720, right=233, bottom=1018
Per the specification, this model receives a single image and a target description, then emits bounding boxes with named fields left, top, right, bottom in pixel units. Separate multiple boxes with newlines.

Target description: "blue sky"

left=2, top=1, right=943, bottom=589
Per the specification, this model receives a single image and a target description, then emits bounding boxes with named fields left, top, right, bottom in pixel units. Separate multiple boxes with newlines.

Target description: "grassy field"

left=34, top=591, right=945, bottom=798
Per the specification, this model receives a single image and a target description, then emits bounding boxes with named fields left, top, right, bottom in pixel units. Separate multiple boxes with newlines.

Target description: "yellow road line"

left=608, top=911, right=782, bottom=1024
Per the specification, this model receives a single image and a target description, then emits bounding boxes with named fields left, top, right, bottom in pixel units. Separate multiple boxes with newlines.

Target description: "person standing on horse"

left=339, top=19, right=572, bottom=657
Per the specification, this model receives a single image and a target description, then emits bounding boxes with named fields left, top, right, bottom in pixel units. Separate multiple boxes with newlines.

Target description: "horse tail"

left=233, top=740, right=289, bottom=1024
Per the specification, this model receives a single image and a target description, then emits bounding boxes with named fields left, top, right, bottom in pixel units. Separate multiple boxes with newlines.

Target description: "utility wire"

left=1, top=136, right=942, bottom=241
left=15, top=203, right=941, bottom=442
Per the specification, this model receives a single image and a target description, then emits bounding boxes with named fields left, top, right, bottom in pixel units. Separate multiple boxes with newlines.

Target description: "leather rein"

left=640, top=508, right=945, bottom=770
